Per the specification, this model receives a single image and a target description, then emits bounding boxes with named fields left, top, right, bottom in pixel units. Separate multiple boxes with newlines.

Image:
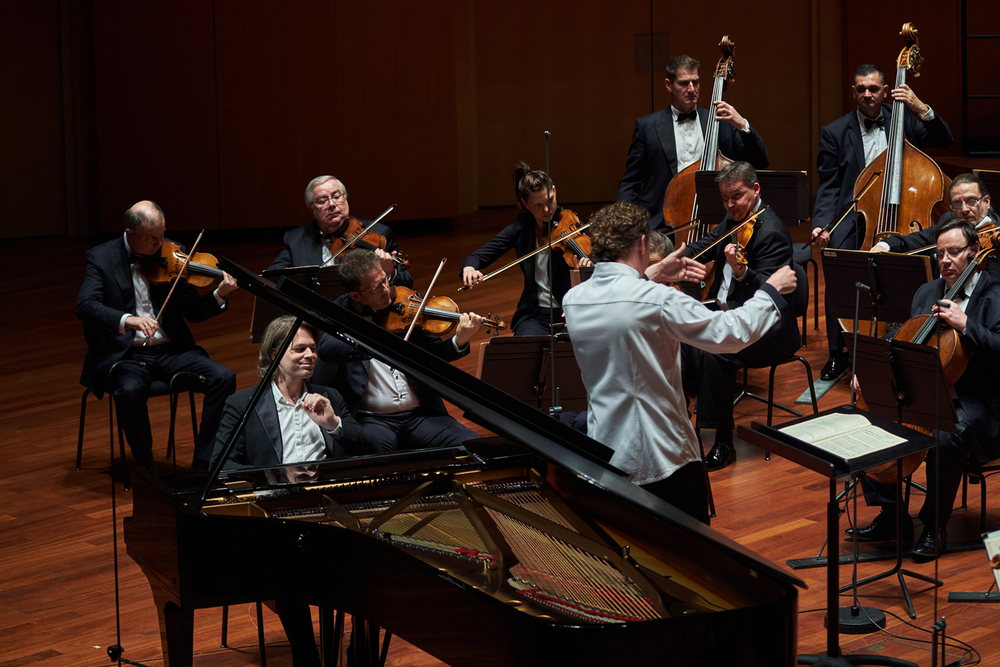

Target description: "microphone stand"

left=544, top=130, right=562, bottom=421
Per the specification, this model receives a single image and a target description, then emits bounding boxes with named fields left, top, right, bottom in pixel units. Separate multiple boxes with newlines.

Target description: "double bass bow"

left=856, top=22, right=951, bottom=251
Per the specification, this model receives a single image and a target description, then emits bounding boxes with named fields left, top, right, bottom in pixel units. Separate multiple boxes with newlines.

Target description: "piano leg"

left=321, top=607, right=344, bottom=667
left=158, top=599, right=194, bottom=667
left=350, top=616, right=385, bottom=667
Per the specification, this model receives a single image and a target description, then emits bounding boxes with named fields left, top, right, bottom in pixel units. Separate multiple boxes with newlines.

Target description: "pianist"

left=210, top=315, right=377, bottom=470
left=562, top=201, right=796, bottom=524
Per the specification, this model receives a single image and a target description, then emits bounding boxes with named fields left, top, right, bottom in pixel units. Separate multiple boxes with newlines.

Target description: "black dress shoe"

left=705, top=442, right=736, bottom=471
left=911, top=527, right=946, bottom=563
left=844, top=510, right=914, bottom=542
left=820, top=352, right=850, bottom=382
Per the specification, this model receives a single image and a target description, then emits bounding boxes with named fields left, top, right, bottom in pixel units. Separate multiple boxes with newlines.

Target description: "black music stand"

left=820, top=250, right=931, bottom=333
left=476, top=335, right=587, bottom=413
left=694, top=169, right=811, bottom=227
left=739, top=405, right=932, bottom=667
left=251, top=265, right=346, bottom=342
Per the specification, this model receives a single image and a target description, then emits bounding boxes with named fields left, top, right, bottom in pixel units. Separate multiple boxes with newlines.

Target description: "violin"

left=142, top=240, right=224, bottom=288
left=546, top=209, right=591, bottom=266
left=376, top=286, right=505, bottom=337
left=327, top=217, right=408, bottom=266
left=733, top=211, right=764, bottom=265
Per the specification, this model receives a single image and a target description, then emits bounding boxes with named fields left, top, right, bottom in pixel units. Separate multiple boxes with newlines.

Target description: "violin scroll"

left=897, top=22, right=923, bottom=77
left=716, top=35, right=736, bottom=84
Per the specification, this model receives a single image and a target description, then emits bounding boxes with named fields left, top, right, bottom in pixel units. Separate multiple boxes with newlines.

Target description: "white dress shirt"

left=671, top=106, right=704, bottom=173
left=563, top=261, right=782, bottom=485
left=272, top=382, right=342, bottom=464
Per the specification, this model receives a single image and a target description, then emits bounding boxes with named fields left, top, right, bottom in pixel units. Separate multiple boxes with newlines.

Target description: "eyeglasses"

left=365, top=274, right=391, bottom=294
left=949, top=195, right=985, bottom=212
left=936, top=244, right=970, bottom=260
left=312, top=191, right=345, bottom=208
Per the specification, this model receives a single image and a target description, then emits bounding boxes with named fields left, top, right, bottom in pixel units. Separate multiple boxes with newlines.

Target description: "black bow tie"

left=676, top=110, right=697, bottom=123
left=864, top=115, right=885, bottom=131
left=128, top=252, right=140, bottom=265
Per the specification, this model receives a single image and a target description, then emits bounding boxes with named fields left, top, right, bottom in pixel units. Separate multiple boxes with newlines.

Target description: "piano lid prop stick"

left=404, top=258, right=447, bottom=342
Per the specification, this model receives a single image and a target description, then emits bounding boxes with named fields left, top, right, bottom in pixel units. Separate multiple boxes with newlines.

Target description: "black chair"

left=960, top=456, right=1000, bottom=535
left=76, top=363, right=203, bottom=489
left=792, top=244, right=819, bottom=348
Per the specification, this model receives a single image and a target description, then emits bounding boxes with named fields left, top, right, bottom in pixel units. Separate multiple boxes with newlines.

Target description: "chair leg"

left=980, top=473, right=988, bottom=536
left=167, top=392, right=178, bottom=460
left=116, top=400, right=131, bottom=492
left=220, top=605, right=229, bottom=648
left=77, top=388, right=93, bottom=470
left=809, top=258, right=819, bottom=331
left=256, top=601, right=267, bottom=667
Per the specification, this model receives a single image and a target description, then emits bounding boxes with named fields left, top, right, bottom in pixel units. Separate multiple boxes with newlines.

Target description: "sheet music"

left=984, top=529, right=1000, bottom=591
left=780, top=413, right=906, bottom=461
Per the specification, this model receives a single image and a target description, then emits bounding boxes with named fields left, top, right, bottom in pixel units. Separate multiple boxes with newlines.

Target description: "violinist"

left=848, top=218, right=1000, bottom=562
left=268, top=175, right=414, bottom=288
left=461, top=163, right=590, bottom=336
left=679, top=163, right=800, bottom=471
left=75, top=200, right=238, bottom=472
left=872, top=173, right=999, bottom=278
left=811, top=64, right=953, bottom=382
left=617, top=54, right=769, bottom=232
left=317, top=249, right=482, bottom=453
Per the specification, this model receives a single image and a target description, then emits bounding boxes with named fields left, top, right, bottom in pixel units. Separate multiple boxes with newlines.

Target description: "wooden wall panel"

left=92, top=1, right=220, bottom=232
left=0, top=2, right=66, bottom=238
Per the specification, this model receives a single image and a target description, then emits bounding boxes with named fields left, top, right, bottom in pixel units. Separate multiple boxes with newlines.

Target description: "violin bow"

left=803, top=170, right=882, bottom=250
left=322, top=203, right=398, bottom=267
left=457, top=222, right=593, bottom=291
left=404, top=258, right=448, bottom=342
left=690, top=206, right=769, bottom=261
left=143, top=230, right=205, bottom=347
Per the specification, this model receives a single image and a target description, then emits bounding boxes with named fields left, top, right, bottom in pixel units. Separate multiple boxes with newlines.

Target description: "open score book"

left=779, top=412, right=907, bottom=461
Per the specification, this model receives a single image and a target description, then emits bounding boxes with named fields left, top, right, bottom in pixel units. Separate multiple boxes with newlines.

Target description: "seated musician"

left=850, top=218, right=1000, bottom=562
left=210, top=315, right=377, bottom=470
left=648, top=229, right=675, bottom=265
left=563, top=201, right=797, bottom=524
left=75, top=200, right=238, bottom=472
left=318, top=249, right=483, bottom=452
left=460, top=163, right=591, bottom=335
left=872, top=173, right=998, bottom=279
left=679, top=162, right=801, bottom=471
left=617, top=54, right=769, bottom=232
left=268, top=174, right=413, bottom=288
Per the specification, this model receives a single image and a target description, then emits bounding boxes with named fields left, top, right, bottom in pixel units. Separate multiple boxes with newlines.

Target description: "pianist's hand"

left=302, top=393, right=342, bottom=432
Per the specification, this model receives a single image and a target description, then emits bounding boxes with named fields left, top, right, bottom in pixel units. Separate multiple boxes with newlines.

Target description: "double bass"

left=856, top=22, right=951, bottom=251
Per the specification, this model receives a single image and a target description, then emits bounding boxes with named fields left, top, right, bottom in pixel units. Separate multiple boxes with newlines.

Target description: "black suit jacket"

left=683, top=202, right=800, bottom=359
left=618, top=107, right=769, bottom=231
left=75, top=236, right=227, bottom=393
left=813, top=104, right=953, bottom=249
left=316, top=294, right=470, bottom=416
left=460, top=209, right=575, bottom=331
left=268, top=218, right=414, bottom=288
left=210, top=383, right=378, bottom=470
left=911, top=272, right=1000, bottom=462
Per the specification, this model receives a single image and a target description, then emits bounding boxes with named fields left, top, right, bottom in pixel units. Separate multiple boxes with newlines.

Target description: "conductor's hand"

left=302, top=393, right=341, bottom=432
left=646, top=242, right=706, bottom=285
left=454, top=312, right=484, bottom=348
left=462, top=266, right=484, bottom=289
left=125, top=315, right=159, bottom=339
left=932, top=299, right=967, bottom=334
left=811, top=227, right=830, bottom=250
left=765, top=265, right=797, bottom=295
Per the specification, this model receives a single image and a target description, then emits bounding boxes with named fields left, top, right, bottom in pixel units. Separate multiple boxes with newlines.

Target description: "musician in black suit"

left=618, top=54, right=769, bottom=232
left=317, top=249, right=482, bottom=453
left=873, top=173, right=999, bottom=278
left=75, top=201, right=238, bottom=471
left=680, top=162, right=801, bottom=470
left=849, top=218, right=1000, bottom=562
left=269, top=175, right=414, bottom=289
left=210, top=316, right=377, bottom=471
left=810, top=64, right=953, bottom=381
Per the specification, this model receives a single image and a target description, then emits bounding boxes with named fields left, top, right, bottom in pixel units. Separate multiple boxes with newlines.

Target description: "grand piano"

left=125, top=261, right=804, bottom=666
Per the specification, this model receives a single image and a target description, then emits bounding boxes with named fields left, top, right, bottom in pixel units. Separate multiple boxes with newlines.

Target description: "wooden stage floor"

left=2, top=208, right=997, bottom=666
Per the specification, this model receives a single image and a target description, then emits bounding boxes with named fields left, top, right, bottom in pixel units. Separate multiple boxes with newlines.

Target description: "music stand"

left=739, top=405, right=932, bottom=667
left=250, top=265, right=346, bottom=342
left=476, top=335, right=587, bottom=413
left=821, top=250, right=931, bottom=332
left=694, top=169, right=811, bottom=227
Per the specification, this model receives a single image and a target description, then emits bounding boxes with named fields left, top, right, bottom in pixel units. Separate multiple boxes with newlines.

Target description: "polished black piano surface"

left=124, top=261, right=804, bottom=666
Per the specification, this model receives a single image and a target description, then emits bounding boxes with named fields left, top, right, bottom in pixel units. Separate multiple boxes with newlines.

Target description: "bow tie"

left=128, top=252, right=140, bottom=265
left=863, top=115, right=885, bottom=131
left=676, top=110, right=697, bottom=123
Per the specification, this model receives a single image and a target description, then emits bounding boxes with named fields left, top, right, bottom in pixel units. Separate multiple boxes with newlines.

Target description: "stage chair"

left=960, top=456, right=1000, bottom=535
left=792, top=245, right=819, bottom=348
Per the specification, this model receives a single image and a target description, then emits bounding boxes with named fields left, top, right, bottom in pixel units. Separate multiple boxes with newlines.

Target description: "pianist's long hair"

left=258, top=315, right=321, bottom=378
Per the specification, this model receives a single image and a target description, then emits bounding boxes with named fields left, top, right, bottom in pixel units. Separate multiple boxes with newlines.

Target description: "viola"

left=733, top=211, right=764, bottom=265
left=141, top=240, right=224, bottom=288
left=376, top=286, right=505, bottom=337
left=328, top=216, right=408, bottom=266
left=856, top=22, right=951, bottom=251
left=546, top=209, right=591, bottom=266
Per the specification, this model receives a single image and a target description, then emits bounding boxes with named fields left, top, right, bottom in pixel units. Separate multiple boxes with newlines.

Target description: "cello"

left=662, top=35, right=736, bottom=239
left=856, top=22, right=951, bottom=251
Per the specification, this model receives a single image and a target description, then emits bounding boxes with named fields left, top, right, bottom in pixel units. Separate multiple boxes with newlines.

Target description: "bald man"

left=76, top=200, right=238, bottom=471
